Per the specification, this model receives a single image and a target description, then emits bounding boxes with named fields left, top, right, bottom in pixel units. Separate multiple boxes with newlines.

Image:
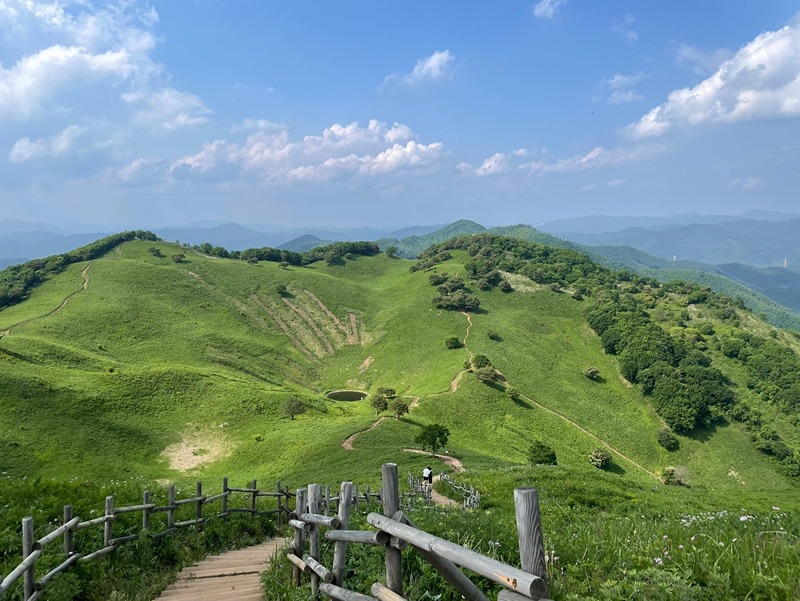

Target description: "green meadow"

left=1, top=236, right=799, bottom=599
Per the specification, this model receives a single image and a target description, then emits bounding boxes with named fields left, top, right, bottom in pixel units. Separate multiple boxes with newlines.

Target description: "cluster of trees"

left=428, top=274, right=481, bottom=312
left=369, top=387, right=409, bottom=419
left=302, top=241, right=380, bottom=265
left=193, top=241, right=380, bottom=268
left=0, top=231, right=158, bottom=310
left=465, top=354, right=498, bottom=383
left=587, top=301, right=733, bottom=433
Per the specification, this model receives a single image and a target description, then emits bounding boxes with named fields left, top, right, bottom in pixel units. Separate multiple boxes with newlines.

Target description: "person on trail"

left=423, top=466, right=433, bottom=490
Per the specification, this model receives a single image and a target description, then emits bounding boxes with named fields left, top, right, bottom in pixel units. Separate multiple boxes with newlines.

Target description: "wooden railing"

left=438, top=472, right=482, bottom=509
left=0, top=477, right=291, bottom=600
left=287, top=463, right=549, bottom=601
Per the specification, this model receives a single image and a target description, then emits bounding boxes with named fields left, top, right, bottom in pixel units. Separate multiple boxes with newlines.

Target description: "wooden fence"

left=437, top=472, right=481, bottom=509
left=287, top=463, right=549, bottom=601
left=0, top=477, right=292, bottom=600
left=2, top=465, right=549, bottom=600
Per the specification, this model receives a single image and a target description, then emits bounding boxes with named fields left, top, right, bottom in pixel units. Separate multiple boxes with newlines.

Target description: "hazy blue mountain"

left=154, top=223, right=292, bottom=249
left=278, top=234, right=336, bottom=252
left=540, top=210, right=799, bottom=235
left=0, top=231, right=110, bottom=261
left=376, top=219, right=487, bottom=258
left=716, top=263, right=800, bottom=313
left=0, top=257, right=26, bottom=269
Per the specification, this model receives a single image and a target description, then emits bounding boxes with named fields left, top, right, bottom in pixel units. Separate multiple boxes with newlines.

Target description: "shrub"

left=589, top=448, right=612, bottom=469
left=284, top=396, right=304, bottom=420
left=390, top=399, right=409, bottom=419
left=528, top=441, right=557, bottom=465
left=661, top=466, right=683, bottom=486
left=506, top=387, right=520, bottom=401
left=487, top=330, right=501, bottom=341
left=472, top=355, right=491, bottom=369
left=444, top=336, right=463, bottom=349
left=583, top=366, right=600, bottom=381
left=657, top=428, right=680, bottom=451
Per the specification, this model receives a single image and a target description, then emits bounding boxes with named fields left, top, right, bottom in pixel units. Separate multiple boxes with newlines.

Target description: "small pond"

left=326, top=390, right=368, bottom=401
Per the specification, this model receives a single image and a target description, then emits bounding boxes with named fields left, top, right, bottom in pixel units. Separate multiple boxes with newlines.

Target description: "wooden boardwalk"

left=156, top=537, right=288, bottom=601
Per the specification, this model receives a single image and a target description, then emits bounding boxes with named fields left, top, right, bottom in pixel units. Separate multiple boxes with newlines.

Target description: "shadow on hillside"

left=688, top=417, right=729, bottom=443
left=607, top=461, right=626, bottom=476
left=400, top=417, right=425, bottom=428
left=512, top=397, right=532, bottom=410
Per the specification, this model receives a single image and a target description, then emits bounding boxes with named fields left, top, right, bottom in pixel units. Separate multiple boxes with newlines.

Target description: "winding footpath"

left=156, top=538, right=287, bottom=601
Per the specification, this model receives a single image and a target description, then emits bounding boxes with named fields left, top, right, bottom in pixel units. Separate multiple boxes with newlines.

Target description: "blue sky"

left=0, top=1, right=798, bottom=228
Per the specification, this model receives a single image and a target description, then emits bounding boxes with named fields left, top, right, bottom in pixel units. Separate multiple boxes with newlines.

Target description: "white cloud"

left=612, top=14, right=638, bottom=43
left=580, top=184, right=598, bottom=192
left=729, top=177, right=764, bottom=190
left=123, top=88, right=212, bottom=132
left=0, top=1, right=162, bottom=120
left=627, top=19, right=800, bottom=138
left=607, top=178, right=625, bottom=187
left=117, top=157, right=169, bottom=186
left=520, top=143, right=665, bottom=173
left=605, top=72, right=645, bottom=89
left=171, top=119, right=444, bottom=183
left=608, top=90, right=644, bottom=104
left=476, top=152, right=510, bottom=176
left=9, top=125, right=84, bottom=162
left=382, top=50, right=454, bottom=88
left=676, top=43, right=733, bottom=75
left=512, top=148, right=529, bottom=157
left=532, top=0, right=566, bottom=19
left=231, top=118, right=285, bottom=134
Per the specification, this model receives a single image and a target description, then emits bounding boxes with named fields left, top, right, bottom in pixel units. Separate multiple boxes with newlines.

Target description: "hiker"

left=423, top=466, right=433, bottom=490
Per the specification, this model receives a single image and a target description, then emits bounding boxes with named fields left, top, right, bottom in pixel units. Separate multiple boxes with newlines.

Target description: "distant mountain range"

left=3, top=213, right=800, bottom=328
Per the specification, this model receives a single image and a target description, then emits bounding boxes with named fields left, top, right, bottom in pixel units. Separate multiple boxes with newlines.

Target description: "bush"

left=528, top=441, right=557, bottom=465
left=583, top=366, right=600, bottom=381
left=661, top=466, right=684, bottom=486
left=506, top=387, right=520, bottom=401
left=444, top=336, right=463, bottom=349
left=589, top=448, right=612, bottom=469
left=487, top=330, right=501, bottom=341
left=657, top=428, right=680, bottom=451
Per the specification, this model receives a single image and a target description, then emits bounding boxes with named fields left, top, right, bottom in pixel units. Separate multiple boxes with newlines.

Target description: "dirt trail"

left=461, top=311, right=473, bottom=348
left=447, top=312, right=473, bottom=393
left=1, top=263, right=92, bottom=336
left=342, top=417, right=387, bottom=450
left=518, top=390, right=658, bottom=479
left=449, top=370, right=465, bottom=392
left=402, top=448, right=465, bottom=473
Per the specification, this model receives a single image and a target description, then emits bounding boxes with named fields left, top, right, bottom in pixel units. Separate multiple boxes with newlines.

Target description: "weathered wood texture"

left=514, top=488, right=549, bottom=598
left=381, top=463, right=403, bottom=595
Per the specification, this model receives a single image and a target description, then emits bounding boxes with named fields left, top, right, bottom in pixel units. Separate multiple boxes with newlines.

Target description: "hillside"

left=1, top=234, right=799, bottom=496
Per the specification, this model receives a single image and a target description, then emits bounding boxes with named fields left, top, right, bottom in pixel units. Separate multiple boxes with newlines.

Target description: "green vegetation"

left=415, top=424, right=450, bottom=455
left=1, top=231, right=799, bottom=599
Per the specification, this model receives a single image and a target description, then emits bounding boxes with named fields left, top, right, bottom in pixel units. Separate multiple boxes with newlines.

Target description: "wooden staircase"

left=156, top=538, right=288, bottom=601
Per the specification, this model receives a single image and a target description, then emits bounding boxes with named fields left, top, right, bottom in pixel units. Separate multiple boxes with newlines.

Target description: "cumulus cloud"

left=601, top=72, right=646, bottom=104
left=729, top=177, right=764, bottom=190
left=607, top=178, right=625, bottom=187
left=476, top=152, right=510, bottom=176
left=231, top=118, right=285, bottom=134
left=9, top=125, right=85, bottom=162
left=532, top=0, right=566, bottom=19
left=123, top=88, right=212, bottom=131
left=0, top=1, right=162, bottom=120
left=382, top=50, right=454, bottom=88
left=608, top=90, right=644, bottom=104
left=117, top=157, right=170, bottom=186
left=170, top=119, right=444, bottom=183
left=580, top=184, right=598, bottom=192
left=627, top=19, right=800, bottom=138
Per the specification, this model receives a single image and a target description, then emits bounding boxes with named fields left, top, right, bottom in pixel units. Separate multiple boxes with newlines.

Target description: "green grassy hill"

left=2, top=234, right=800, bottom=599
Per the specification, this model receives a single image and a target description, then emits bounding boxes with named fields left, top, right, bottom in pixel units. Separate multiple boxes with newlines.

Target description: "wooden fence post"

left=276, top=481, right=283, bottom=527
left=167, top=485, right=176, bottom=530
left=292, top=488, right=307, bottom=587
left=308, top=483, right=321, bottom=598
left=324, top=485, right=330, bottom=517
left=353, top=483, right=359, bottom=511
left=222, top=477, right=229, bottom=520
left=104, top=496, right=114, bottom=547
left=196, top=481, right=203, bottom=522
left=142, top=491, right=151, bottom=530
left=251, top=480, right=258, bottom=518
left=513, top=488, right=548, bottom=598
left=382, top=463, right=403, bottom=595
left=22, top=516, right=34, bottom=601
left=63, top=506, right=74, bottom=556
left=332, top=481, right=352, bottom=585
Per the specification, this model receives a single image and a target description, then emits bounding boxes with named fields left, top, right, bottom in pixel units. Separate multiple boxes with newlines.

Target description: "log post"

left=22, top=516, right=34, bottom=601
left=353, top=483, right=359, bottom=510
left=308, top=483, right=321, bottom=598
left=167, top=485, right=176, bottom=529
left=276, top=481, right=283, bottom=527
left=104, top=496, right=114, bottom=547
left=381, top=463, right=402, bottom=595
left=142, top=491, right=151, bottom=530
left=196, top=481, right=203, bottom=522
left=251, top=479, right=258, bottom=517
left=222, top=477, right=229, bottom=520
left=332, top=481, right=352, bottom=585
left=292, top=488, right=307, bottom=587
left=513, top=488, right=548, bottom=598
left=63, top=506, right=74, bottom=556
left=324, top=484, right=331, bottom=517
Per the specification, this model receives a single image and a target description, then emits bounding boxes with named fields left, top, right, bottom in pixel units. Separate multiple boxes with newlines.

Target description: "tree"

left=475, top=365, right=497, bottom=383
left=506, top=387, right=520, bottom=401
left=583, top=366, right=600, bottom=381
left=657, top=428, right=679, bottom=451
left=377, top=387, right=396, bottom=398
left=171, top=253, right=185, bottom=263
left=589, top=447, right=612, bottom=469
left=444, top=336, right=462, bottom=349
left=371, top=392, right=388, bottom=415
left=275, top=283, right=288, bottom=296
left=528, top=441, right=557, bottom=465
left=284, top=396, right=304, bottom=420
left=415, top=424, right=450, bottom=455
left=385, top=245, right=398, bottom=258
left=391, top=399, right=409, bottom=420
